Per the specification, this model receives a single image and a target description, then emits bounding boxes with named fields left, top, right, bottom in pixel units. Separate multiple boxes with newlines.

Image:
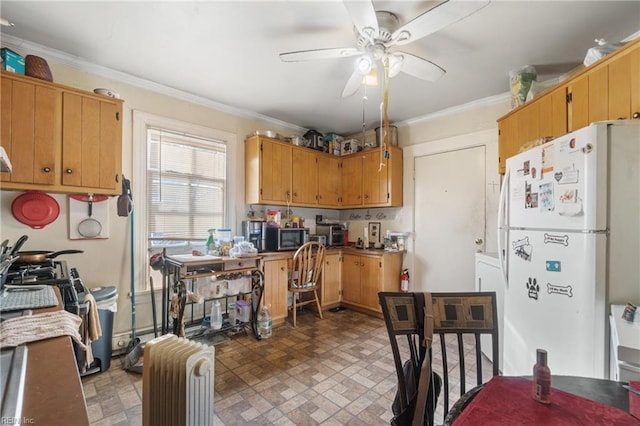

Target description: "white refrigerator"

left=497, top=120, right=640, bottom=379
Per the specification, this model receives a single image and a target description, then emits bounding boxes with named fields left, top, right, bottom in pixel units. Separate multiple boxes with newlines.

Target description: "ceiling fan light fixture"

left=355, top=55, right=373, bottom=75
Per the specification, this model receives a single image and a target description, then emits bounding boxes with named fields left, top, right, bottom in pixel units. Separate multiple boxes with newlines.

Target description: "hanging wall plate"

left=11, top=191, right=60, bottom=229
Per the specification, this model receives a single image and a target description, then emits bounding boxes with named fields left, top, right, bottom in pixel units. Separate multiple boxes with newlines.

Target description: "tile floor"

left=82, top=308, right=493, bottom=425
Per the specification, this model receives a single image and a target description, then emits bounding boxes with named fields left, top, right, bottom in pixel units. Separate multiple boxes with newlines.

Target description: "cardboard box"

left=1, top=48, right=25, bottom=75
left=341, top=139, right=362, bottom=156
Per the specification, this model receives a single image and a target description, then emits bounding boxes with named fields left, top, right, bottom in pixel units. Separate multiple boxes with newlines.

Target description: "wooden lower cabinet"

left=262, top=258, right=289, bottom=325
left=341, top=251, right=402, bottom=314
left=320, top=252, right=341, bottom=308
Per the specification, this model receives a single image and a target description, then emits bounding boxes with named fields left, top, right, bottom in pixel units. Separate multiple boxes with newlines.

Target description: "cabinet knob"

left=280, top=267, right=285, bottom=271
left=364, top=194, right=369, bottom=199
left=633, top=112, right=640, bottom=119
left=238, top=262, right=244, bottom=267
left=42, top=167, right=51, bottom=173
left=65, top=169, right=73, bottom=174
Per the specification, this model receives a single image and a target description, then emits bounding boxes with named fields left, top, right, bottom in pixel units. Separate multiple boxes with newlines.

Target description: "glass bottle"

left=206, top=229, right=216, bottom=254
left=532, top=348, right=551, bottom=404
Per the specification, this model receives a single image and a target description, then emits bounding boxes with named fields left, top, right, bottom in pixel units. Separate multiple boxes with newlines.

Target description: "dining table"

left=448, top=375, right=640, bottom=425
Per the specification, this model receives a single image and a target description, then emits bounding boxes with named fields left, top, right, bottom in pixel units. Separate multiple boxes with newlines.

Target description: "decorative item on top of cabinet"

left=0, top=71, right=124, bottom=194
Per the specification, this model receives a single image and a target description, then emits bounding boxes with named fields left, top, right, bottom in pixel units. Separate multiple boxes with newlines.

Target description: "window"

left=133, top=111, right=237, bottom=291
left=147, top=128, right=226, bottom=244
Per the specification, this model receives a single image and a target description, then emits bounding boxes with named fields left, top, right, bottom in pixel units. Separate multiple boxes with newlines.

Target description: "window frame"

left=133, top=110, right=237, bottom=292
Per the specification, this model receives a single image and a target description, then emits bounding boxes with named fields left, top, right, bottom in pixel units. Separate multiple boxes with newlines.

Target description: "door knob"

left=475, top=238, right=483, bottom=245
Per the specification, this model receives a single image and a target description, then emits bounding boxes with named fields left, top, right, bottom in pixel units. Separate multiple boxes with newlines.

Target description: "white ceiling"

left=1, top=1, right=639, bottom=135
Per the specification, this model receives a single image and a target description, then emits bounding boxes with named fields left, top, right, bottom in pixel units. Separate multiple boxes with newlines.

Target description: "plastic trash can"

left=86, top=286, right=118, bottom=373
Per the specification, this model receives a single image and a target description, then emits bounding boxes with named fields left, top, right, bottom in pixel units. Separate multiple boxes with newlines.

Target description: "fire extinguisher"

left=401, top=269, right=410, bottom=293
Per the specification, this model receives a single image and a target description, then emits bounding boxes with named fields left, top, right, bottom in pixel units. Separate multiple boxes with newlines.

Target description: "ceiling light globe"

left=355, top=55, right=373, bottom=75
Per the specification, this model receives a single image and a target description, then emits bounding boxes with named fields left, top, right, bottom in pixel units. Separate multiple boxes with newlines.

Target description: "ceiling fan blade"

left=395, top=52, right=445, bottom=81
left=341, top=70, right=364, bottom=98
left=391, top=0, right=490, bottom=46
left=343, top=0, right=379, bottom=43
left=280, top=47, right=360, bottom=62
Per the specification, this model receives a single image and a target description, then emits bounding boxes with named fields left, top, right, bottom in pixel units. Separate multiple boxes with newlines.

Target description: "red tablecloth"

left=453, top=376, right=639, bottom=425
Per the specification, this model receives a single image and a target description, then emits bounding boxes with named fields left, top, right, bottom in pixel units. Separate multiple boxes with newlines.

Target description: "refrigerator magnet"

left=543, top=233, right=569, bottom=246
left=545, top=260, right=561, bottom=272
left=526, top=277, right=540, bottom=300
left=547, top=283, right=573, bottom=298
left=538, top=182, right=554, bottom=212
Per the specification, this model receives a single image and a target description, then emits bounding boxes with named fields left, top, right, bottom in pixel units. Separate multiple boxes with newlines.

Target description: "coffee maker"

left=241, top=220, right=266, bottom=252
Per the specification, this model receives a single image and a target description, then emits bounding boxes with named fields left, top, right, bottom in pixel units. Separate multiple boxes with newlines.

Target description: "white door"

left=414, top=146, right=485, bottom=292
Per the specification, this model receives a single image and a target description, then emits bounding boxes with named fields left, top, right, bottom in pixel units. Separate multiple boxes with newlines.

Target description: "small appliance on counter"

left=241, top=220, right=266, bottom=252
left=264, top=227, right=309, bottom=251
left=316, top=224, right=345, bottom=247
left=309, top=235, right=327, bottom=246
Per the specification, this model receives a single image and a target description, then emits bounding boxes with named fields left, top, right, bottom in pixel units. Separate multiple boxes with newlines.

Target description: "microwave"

left=265, top=227, right=309, bottom=251
left=316, top=224, right=345, bottom=247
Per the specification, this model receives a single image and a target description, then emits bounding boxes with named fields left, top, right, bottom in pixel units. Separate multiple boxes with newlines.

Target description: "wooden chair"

left=429, top=292, right=500, bottom=425
left=288, top=241, right=325, bottom=327
left=379, top=292, right=441, bottom=426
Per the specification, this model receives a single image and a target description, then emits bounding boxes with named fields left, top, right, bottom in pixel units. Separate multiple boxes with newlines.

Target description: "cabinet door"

left=608, top=51, right=632, bottom=120
left=341, top=155, right=363, bottom=207
left=498, top=114, right=519, bottom=174
left=291, top=147, right=318, bottom=205
left=260, top=139, right=292, bottom=204
left=362, top=150, right=388, bottom=205
left=589, top=65, right=609, bottom=123
left=567, top=75, right=589, bottom=131
left=61, top=92, right=121, bottom=190
left=360, top=256, right=382, bottom=311
left=631, top=45, right=640, bottom=118
left=263, top=258, right=289, bottom=322
left=518, top=102, right=539, bottom=145
left=341, top=254, right=362, bottom=304
left=317, top=155, right=341, bottom=207
left=321, top=253, right=341, bottom=306
left=1, top=78, right=57, bottom=185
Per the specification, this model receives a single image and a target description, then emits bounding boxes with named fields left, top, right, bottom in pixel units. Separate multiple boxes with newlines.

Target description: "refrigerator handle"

left=497, top=168, right=510, bottom=287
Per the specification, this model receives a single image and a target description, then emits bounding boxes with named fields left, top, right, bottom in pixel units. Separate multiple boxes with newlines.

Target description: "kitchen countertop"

left=20, top=288, right=89, bottom=425
left=259, top=246, right=403, bottom=260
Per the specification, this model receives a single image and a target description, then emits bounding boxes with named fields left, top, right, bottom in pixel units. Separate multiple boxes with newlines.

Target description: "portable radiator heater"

left=142, top=334, right=215, bottom=426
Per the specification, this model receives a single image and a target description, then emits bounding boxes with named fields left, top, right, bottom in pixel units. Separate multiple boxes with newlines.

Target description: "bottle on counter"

left=211, top=300, right=223, bottom=330
left=532, top=348, right=551, bottom=404
left=257, top=304, right=272, bottom=339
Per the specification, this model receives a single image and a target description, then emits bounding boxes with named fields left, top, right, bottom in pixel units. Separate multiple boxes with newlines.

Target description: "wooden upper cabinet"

left=291, top=146, right=317, bottom=205
left=341, top=146, right=403, bottom=208
left=317, top=155, right=341, bottom=207
left=0, top=71, right=123, bottom=194
left=340, top=154, right=363, bottom=207
left=61, top=92, right=122, bottom=191
left=257, top=137, right=292, bottom=204
left=498, top=38, right=640, bottom=174
left=245, top=135, right=402, bottom=208
left=1, top=77, right=57, bottom=185
left=631, top=45, right=640, bottom=118
left=567, top=74, right=589, bottom=131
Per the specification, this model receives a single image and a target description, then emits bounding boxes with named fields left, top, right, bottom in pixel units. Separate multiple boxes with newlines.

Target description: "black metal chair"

left=429, top=292, right=500, bottom=425
left=379, top=292, right=441, bottom=426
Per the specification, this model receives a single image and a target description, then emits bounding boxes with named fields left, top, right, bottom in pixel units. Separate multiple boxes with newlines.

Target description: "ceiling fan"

left=279, top=0, right=490, bottom=97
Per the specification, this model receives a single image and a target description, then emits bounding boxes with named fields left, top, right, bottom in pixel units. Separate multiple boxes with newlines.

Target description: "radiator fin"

left=142, top=334, right=215, bottom=426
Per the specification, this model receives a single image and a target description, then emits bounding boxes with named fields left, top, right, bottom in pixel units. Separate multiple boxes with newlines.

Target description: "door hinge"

left=260, top=142, right=263, bottom=152
left=379, top=262, right=382, bottom=268
left=115, top=111, right=120, bottom=121
left=566, top=93, right=573, bottom=104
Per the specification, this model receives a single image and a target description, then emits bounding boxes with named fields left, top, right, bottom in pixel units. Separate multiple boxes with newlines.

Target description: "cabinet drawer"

left=223, top=258, right=259, bottom=272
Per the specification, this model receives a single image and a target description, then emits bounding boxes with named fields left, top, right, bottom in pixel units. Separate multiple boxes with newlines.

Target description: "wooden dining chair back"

left=429, top=291, right=499, bottom=425
left=379, top=292, right=441, bottom=426
left=288, top=241, right=325, bottom=327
